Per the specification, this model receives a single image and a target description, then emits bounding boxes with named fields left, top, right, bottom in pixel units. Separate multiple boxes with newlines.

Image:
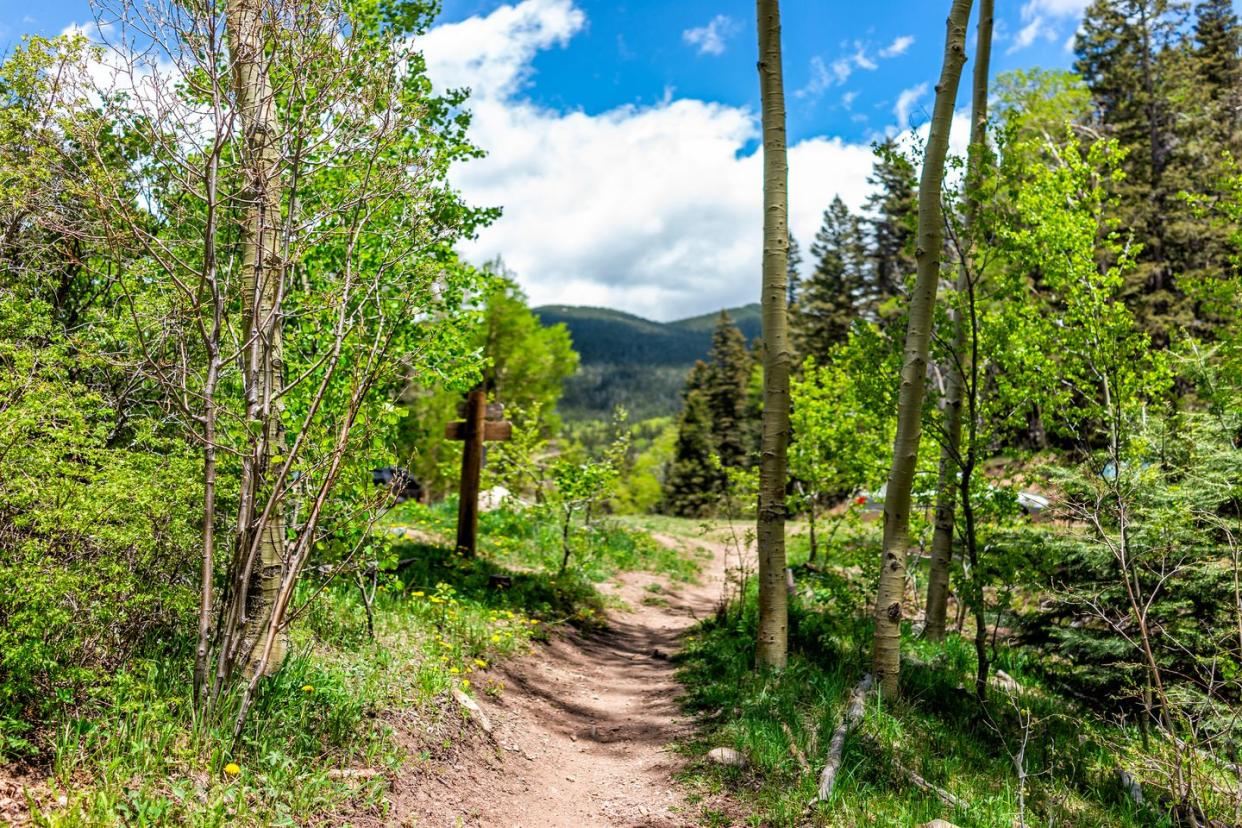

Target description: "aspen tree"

left=925, top=0, right=994, bottom=642
left=871, top=0, right=974, bottom=698
left=224, top=0, right=288, bottom=677
left=754, top=0, right=791, bottom=670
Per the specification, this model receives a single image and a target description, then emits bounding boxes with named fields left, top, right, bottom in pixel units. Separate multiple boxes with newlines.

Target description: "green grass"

left=25, top=503, right=680, bottom=826
left=671, top=519, right=1195, bottom=828
left=32, top=575, right=541, bottom=826
left=388, top=499, right=702, bottom=584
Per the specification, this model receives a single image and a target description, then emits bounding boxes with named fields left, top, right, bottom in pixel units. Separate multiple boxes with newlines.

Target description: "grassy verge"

left=21, top=504, right=674, bottom=827
left=390, top=499, right=702, bottom=586
left=672, top=520, right=1204, bottom=828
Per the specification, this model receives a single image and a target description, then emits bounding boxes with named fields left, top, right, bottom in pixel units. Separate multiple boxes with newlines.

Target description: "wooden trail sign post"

left=445, top=388, right=512, bottom=556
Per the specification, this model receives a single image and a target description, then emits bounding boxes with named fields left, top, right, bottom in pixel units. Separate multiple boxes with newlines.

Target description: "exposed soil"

left=387, top=531, right=731, bottom=828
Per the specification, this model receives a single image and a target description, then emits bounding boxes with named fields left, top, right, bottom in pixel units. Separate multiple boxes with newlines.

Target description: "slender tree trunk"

left=925, top=0, right=993, bottom=642
left=559, top=505, right=573, bottom=575
left=871, top=0, right=973, bottom=699
left=193, top=128, right=224, bottom=706
left=226, top=0, right=287, bottom=677
left=754, top=0, right=791, bottom=670
left=807, top=492, right=818, bottom=565
left=961, top=244, right=989, bottom=702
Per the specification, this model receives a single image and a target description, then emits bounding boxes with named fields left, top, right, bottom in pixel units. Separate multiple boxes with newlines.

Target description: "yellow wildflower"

left=473, top=659, right=488, bottom=668
left=412, top=591, right=425, bottom=598
left=449, top=667, right=460, bottom=674
left=301, top=684, right=315, bottom=694
left=224, top=763, right=241, bottom=777
left=461, top=679, right=471, bottom=689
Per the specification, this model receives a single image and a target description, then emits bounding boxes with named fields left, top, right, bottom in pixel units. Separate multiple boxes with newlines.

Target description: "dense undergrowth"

left=9, top=503, right=678, bottom=827
left=675, top=519, right=1234, bottom=828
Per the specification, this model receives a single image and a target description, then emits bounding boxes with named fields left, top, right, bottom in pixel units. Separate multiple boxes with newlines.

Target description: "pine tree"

left=1172, top=0, right=1242, bottom=336
left=1075, top=0, right=1190, bottom=346
left=787, top=231, right=803, bottom=306
left=705, top=311, right=753, bottom=468
left=863, top=141, right=917, bottom=321
left=793, top=196, right=866, bottom=359
left=663, top=362, right=726, bottom=517
left=1194, top=0, right=1242, bottom=93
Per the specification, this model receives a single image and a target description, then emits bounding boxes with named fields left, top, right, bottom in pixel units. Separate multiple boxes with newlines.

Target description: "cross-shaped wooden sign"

left=445, top=388, right=512, bottom=556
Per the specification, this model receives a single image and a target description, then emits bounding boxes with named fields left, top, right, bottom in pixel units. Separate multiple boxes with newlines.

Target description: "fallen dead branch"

left=325, top=768, right=383, bottom=781
left=898, top=759, right=968, bottom=812
left=812, top=674, right=873, bottom=804
left=782, top=721, right=811, bottom=774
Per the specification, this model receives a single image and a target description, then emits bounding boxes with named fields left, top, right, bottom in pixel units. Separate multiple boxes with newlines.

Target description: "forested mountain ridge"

left=534, top=303, right=762, bottom=419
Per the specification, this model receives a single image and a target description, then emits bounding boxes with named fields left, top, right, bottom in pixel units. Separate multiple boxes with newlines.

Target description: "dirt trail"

left=392, top=531, right=729, bottom=827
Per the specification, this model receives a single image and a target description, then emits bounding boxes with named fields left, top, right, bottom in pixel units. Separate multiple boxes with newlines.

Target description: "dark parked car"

left=371, top=467, right=424, bottom=503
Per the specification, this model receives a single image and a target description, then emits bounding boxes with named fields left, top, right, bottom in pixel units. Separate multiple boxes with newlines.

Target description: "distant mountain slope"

left=534, top=303, right=761, bottom=420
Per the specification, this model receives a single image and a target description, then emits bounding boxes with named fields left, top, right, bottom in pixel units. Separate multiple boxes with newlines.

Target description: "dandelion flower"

left=224, top=763, right=241, bottom=776
left=301, top=684, right=315, bottom=694
left=450, top=667, right=460, bottom=674
left=461, top=679, right=471, bottom=689
left=473, top=659, right=487, bottom=668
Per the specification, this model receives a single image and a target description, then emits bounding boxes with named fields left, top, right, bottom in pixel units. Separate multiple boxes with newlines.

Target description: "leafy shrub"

left=0, top=341, right=201, bottom=756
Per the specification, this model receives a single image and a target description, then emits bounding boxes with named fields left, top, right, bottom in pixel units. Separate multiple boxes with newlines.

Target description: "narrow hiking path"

left=391, top=529, right=731, bottom=827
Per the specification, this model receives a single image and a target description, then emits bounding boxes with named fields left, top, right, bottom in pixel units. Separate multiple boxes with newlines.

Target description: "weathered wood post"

left=445, top=389, right=512, bottom=556
left=455, top=388, right=486, bottom=556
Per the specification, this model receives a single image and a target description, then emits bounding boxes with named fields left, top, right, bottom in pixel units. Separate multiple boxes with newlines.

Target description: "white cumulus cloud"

left=798, top=36, right=911, bottom=102
left=1025, top=0, right=1091, bottom=15
left=419, top=0, right=585, bottom=98
left=893, top=82, right=929, bottom=130
left=418, top=0, right=928, bottom=320
left=1009, top=0, right=1091, bottom=54
left=879, top=35, right=915, bottom=58
left=682, top=14, right=740, bottom=57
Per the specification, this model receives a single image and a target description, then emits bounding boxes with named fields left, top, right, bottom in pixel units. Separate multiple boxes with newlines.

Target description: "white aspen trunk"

left=871, top=0, right=974, bottom=699
left=225, top=0, right=287, bottom=676
left=925, top=0, right=993, bottom=642
left=754, top=0, right=791, bottom=670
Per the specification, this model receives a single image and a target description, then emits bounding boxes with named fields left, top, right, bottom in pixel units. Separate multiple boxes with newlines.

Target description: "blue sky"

left=435, top=0, right=1084, bottom=146
left=0, top=1, right=1176, bottom=318
left=9, top=0, right=1086, bottom=144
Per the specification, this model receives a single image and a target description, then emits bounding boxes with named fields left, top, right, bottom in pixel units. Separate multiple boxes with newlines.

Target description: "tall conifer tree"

left=1075, top=0, right=1190, bottom=346
left=793, top=196, right=866, bottom=360
left=1194, top=0, right=1242, bottom=92
left=787, top=232, right=803, bottom=306
left=663, top=362, right=726, bottom=516
left=863, top=142, right=918, bottom=321
left=706, top=312, right=753, bottom=469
